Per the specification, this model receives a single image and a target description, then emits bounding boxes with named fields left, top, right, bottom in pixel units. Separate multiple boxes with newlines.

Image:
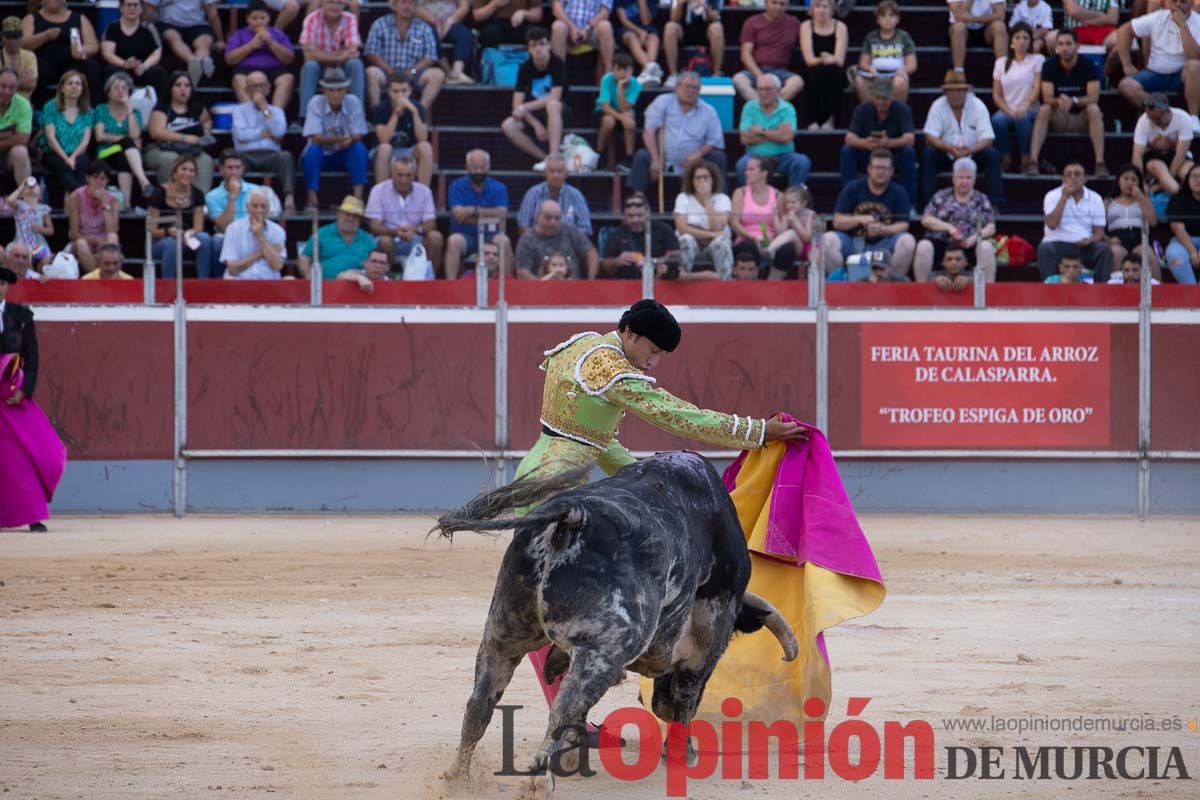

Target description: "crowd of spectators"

left=1, top=0, right=1198, bottom=288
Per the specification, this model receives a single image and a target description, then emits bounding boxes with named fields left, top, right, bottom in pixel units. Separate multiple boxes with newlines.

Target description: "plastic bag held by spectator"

left=131, top=87, right=157, bottom=131
left=562, top=133, right=599, bottom=173
left=402, top=243, right=433, bottom=280
left=44, top=251, right=79, bottom=280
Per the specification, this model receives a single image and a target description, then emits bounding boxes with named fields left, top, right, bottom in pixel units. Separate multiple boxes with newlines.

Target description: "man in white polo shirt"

left=1115, top=0, right=1200, bottom=117
left=1038, top=161, right=1112, bottom=281
left=921, top=70, right=1003, bottom=208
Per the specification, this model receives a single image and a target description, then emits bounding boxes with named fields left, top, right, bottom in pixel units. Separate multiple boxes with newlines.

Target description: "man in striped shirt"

left=298, top=0, right=364, bottom=119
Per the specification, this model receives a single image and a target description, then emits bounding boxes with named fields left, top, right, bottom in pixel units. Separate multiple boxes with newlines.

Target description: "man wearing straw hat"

left=297, top=194, right=377, bottom=279
left=921, top=69, right=1003, bottom=209
left=301, top=65, right=368, bottom=212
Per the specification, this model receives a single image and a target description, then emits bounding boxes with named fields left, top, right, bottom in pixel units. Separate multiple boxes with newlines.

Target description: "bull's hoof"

left=517, top=772, right=555, bottom=800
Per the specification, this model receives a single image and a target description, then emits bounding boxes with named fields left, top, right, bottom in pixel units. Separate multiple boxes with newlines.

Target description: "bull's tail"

left=431, top=466, right=590, bottom=541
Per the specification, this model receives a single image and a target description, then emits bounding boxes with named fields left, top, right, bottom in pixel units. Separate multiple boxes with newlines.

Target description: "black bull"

left=433, top=452, right=798, bottom=778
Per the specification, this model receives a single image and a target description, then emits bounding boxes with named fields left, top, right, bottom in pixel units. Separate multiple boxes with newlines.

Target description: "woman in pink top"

left=990, top=22, right=1044, bottom=174
left=730, top=155, right=797, bottom=279
left=67, top=161, right=120, bottom=273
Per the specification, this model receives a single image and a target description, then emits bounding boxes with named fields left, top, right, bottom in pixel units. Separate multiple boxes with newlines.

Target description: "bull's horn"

left=743, top=592, right=799, bottom=662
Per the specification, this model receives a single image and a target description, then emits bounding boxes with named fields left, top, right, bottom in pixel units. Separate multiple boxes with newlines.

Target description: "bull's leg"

left=533, top=648, right=629, bottom=775
left=449, top=635, right=533, bottom=778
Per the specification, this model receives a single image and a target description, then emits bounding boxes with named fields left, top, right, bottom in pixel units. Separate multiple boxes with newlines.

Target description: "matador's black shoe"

left=29, top=522, right=47, bottom=532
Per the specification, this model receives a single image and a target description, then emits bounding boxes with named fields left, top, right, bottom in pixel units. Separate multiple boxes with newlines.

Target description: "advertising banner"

left=860, top=323, right=1113, bottom=448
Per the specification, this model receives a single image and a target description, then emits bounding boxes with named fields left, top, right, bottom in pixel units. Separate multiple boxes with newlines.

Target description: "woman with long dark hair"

left=1107, top=163, right=1162, bottom=278
left=991, top=22, right=1043, bottom=174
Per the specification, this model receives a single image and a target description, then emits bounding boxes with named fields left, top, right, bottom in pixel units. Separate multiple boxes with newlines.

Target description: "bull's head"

left=652, top=592, right=798, bottom=724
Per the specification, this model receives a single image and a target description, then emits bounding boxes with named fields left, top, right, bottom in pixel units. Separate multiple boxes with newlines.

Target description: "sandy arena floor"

left=2, top=514, right=1198, bottom=800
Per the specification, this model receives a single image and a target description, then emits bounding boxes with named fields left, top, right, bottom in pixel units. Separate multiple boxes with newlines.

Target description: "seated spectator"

left=145, top=70, right=215, bottom=191
left=473, top=0, right=544, bottom=49
left=144, top=0, right=224, bottom=86
left=297, top=195, right=377, bottom=279
left=1132, top=92, right=1194, bottom=196
left=841, top=77, right=917, bottom=206
left=1, top=17, right=36, bottom=101
left=302, top=66, right=369, bottom=210
left=67, top=161, right=121, bottom=274
left=1164, top=164, right=1200, bottom=284
left=931, top=243, right=971, bottom=292
left=613, top=0, right=662, bottom=86
left=1106, top=164, right=1161, bottom=276
left=1043, top=253, right=1092, bottom=283
left=913, top=158, right=997, bottom=282
left=514, top=199, right=598, bottom=279
left=517, top=154, right=591, bottom=234
left=991, top=23, right=1044, bottom=175
left=596, top=52, right=639, bottom=166
left=365, top=154, right=443, bottom=273
left=921, top=70, right=1002, bottom=209
left=207, top=150, right=283, bottom=240
left=81, top=243, right=135, bottom=280
left=417, top=0, right=475, bottom=84
left=732, top=246, right=760, bottom=280
left=852, top=1, right=916, bottom=104
left=147, top=155, right=217, bottom=277
left=445, top=149, right=509, bottom=279
left=20, top=0, right=101, bottom=102
left=1107, top=254, right=1161, bottom=284
left=1062, top=0, right=1119, bottom=63
left=1116, top=2, right=1200, bottom=118
left=3, top=240, right=36, bottom=280
left=732, top=0, right=802, bottom=103
left=232, top=70, right=297, bottom=215
left=768, top=185, right=816, bottom=272
left=40, top=70, right=93, bottom=203
left=501, top=27, right=572, bottom=170
left=731, top=156, right=798, bottom=280
left=1038, top=161, right=1112, bottom=281
left=339, top=244, right=393, bottom=292
left=736, top=73, right=811, bottom=189
left=626, top=71, right=725, bottom=195
left=299, top=0, right=365, bottom=121
left=1010, top=0, right=1053, bottom=54
left=461, top=238, right=516, bottom=279
left=948, top=0, right=1006, bottom=74
left=226, top=0, right=296, bottom=111
left=1030, top=29, right=1106, bottom=177
left=599, top=191, right=679, bottom=278
left=674, top=159, right=732, bottom=279
left=6, top=176, right=51, bottom=270
left=827, top=248, right=910, bottom=282
left=549, top=0, right=615, bottom=75
left=0, top=68, right=29, bottom=188
left=93, top=71, right=154, bottom=204
left=100, top=0, right=167, bottom=98
left=798, top=0, right=847, bottom=130
left=364, top=0, right=445, bottom=112
left=821, top=148, right=916, bottom=277
left=371, top=73, right=431, bottom=184
left=219, top=189, right=286, bottom=279
left=663, top=0, right=723, bottom=88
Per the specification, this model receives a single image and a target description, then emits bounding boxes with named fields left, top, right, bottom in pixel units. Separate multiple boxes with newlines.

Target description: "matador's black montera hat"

left=619, top=299, right=681, bottom=352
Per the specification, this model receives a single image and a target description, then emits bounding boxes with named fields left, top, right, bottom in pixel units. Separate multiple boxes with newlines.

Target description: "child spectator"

left=226, top=0, right=296, bottom=111
left=1043, top=253, right=1093, bottom=283
left=613, top=0, right=662, bottom=87
left=854, top=1, right=916, bottom=103
left=732, top=246, right=760, bottom=280
left=1010, top=0, right=1053, bottom=54
left=6, top=177, right=52, bottom=270
left=768, top=185, right=815, bottom=268
left=595, top=51, right=639, bottom=166
left=538, top=249, right=570, bottom=279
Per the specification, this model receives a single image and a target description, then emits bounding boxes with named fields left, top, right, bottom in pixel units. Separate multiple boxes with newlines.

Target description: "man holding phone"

left=840, top=77, right=916, bottom=206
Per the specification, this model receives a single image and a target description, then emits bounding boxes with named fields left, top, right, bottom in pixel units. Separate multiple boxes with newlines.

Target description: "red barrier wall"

left=38, top=321, right=174, bottom=459
left=1150, top=325, right=1200, bottom=451
left=186, top=322, right=495, bottom=450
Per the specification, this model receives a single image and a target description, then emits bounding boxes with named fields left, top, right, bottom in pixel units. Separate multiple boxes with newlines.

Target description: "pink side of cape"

left=0, top=354, right=67, bottom=504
